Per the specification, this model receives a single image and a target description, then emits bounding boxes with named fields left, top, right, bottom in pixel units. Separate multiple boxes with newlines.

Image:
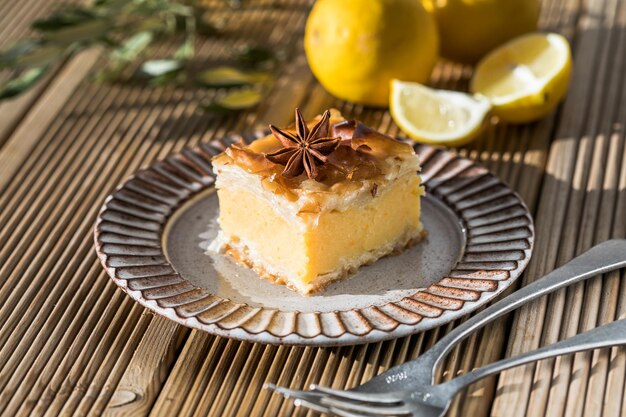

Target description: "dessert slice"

left=209, top=109, right=425, bottom=295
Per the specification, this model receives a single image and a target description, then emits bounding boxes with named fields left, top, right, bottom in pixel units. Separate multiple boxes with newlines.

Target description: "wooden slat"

left=0, top=0, right=624, bottom=417
left=453, top=0, right=583, bottom=415
left=0, top=49, right=101, bottom=191
left=103, top=317, right=184, bottom=417
left=492, top=0, right=626, bottom=416
left=0, top=82, right=183, bottom=415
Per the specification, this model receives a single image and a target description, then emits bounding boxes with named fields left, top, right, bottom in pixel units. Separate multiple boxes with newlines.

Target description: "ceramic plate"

left=94, top=132, right=534, bottom=346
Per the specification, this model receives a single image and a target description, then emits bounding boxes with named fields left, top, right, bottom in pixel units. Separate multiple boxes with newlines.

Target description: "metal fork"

left=266, top=239, right=626, bottom=414
left=269, top=318, right=626, bottom=416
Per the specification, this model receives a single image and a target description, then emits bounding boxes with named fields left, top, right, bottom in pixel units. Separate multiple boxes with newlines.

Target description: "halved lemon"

left=390, top=79, right=491, bottom=146
left=470, top=32, right=572, bottom=123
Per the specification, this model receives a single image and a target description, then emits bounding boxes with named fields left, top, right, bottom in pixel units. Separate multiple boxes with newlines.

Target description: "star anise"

left=265, top=109, right=341, bottom=180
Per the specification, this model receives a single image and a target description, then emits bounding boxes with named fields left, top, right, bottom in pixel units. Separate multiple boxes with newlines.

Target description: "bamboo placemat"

left=0, top=0, right=625, bottom=416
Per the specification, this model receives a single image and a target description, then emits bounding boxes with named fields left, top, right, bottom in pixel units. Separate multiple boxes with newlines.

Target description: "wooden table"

left=1, top=0, right=625, bottom=416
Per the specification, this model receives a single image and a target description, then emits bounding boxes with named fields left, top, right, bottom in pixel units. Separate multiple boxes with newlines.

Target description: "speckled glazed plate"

left=94, top=132, right=534, bottom=346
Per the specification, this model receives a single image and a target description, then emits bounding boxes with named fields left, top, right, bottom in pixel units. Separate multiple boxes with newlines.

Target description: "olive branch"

left=0, top=0, right=282, bottom=111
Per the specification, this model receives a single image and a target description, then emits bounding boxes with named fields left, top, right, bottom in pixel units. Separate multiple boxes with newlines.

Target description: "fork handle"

left=422, top=239, right=626, bottom=381
left=442, top=318, right=626, bottom=392
left=367, top=240, right=626, bottom=390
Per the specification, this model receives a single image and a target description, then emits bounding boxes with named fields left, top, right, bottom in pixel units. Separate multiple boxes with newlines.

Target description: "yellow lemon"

left=422, top=0, right=540, bottom=64
left=304, top=0, right=438, bottom=107
left=470, top=32, right=572, bottom=123
left=390, top=79, right=491, bottom=146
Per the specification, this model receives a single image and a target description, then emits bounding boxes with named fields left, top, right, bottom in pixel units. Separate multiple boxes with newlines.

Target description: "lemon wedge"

left=470, top=32, right=572, bottom=123
left=390, top=79, right=491, bottom=146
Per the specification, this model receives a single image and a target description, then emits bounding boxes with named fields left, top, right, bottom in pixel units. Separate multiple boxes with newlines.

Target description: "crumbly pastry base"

left=214, top=228, right=427, bottom=296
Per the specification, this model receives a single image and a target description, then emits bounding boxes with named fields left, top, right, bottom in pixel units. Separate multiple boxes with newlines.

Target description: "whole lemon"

left=422, top=0, right=540, bottom=64
left=304, top=0, right=438, bottom=107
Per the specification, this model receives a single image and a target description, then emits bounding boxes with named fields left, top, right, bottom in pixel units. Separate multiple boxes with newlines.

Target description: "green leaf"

left=111, top=31, right=154, bottom=64
left=98, top=0, right=134, bottom=18
left=93, top=0, right=127, bottom=10
left=236, top=45, right=276, bottom=67
left=165, top=3, right=194, bottom=17
left=99, top=36, right=119, bottom=48
left=174, top=37, right=194, bottom=61
left=43, top=19, right=110, bottom=45
left=98, top=31, right=154, bottom=79
left=32, top=6, right=96, bottom=32
left=140, top=59, right=183, bottom=77
left=139, top=57, right=185, bottom=88
left=149, top=69, right=185, bottom=87
left=137, top=17, right=167, bottom=33
left=14, top=45, right=67, bottom=69
left=0, top=40, right=39, bottom=69
left=0, top=67, right=48, bottom=100
left=196, top=66, right=270, bottom=88
left=202, top=89, right=263, bottom=112
left=126, top=1, right=192, bottom=18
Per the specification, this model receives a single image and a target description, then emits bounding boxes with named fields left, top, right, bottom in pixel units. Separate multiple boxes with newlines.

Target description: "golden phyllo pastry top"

left=213, top=109, right=419, bottom=203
